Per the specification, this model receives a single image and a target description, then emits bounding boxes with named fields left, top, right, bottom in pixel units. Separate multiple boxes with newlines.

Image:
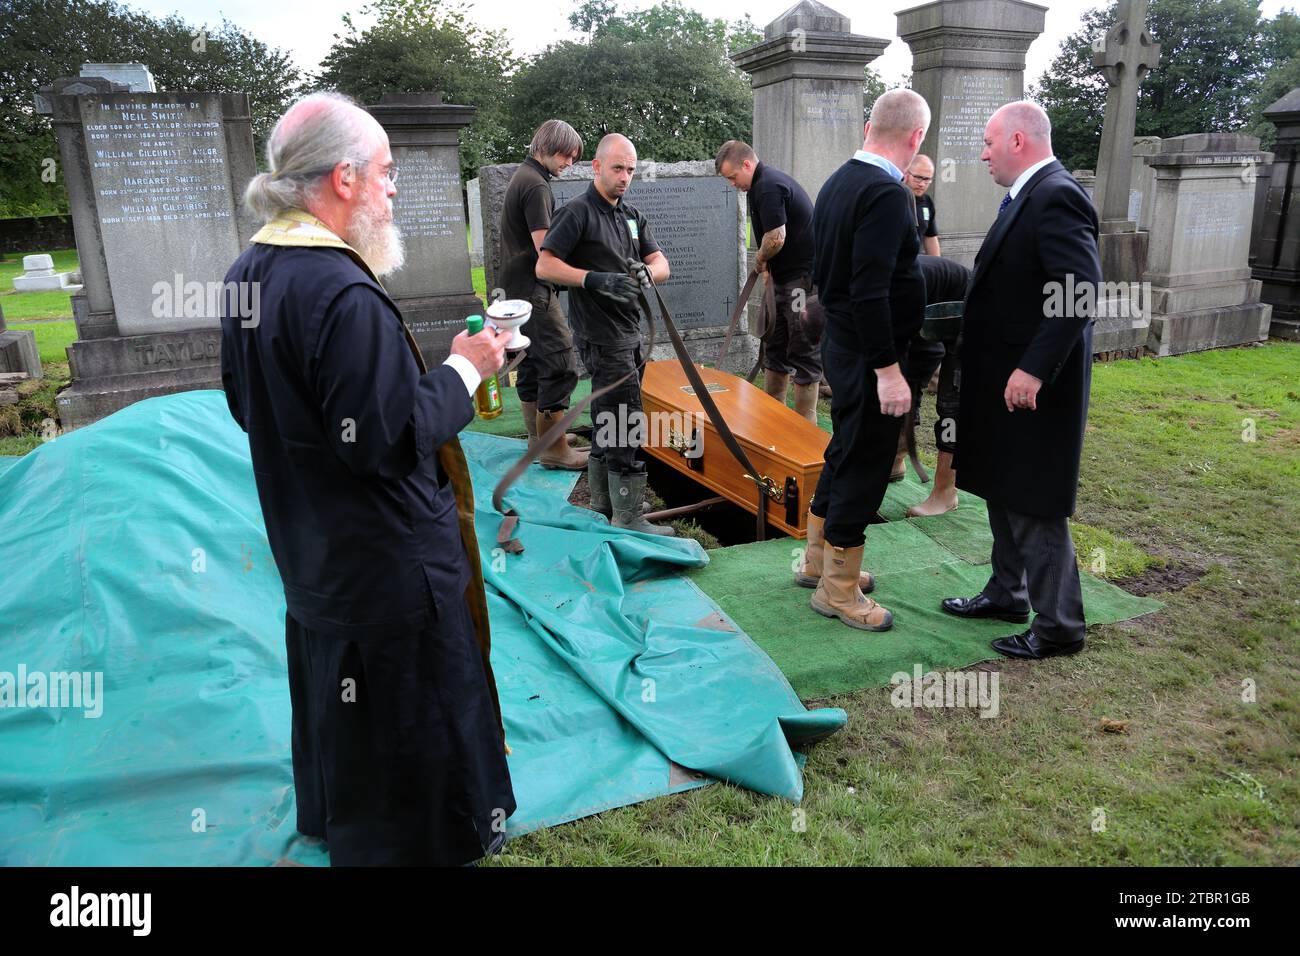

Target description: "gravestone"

left=731, top=2, right=889, bottom=204
left=1072, top=169, right=1096, bottom=197
left=367, top=93, right=483, bottom=362
left=80, top=63, right=155, bottom=92
left=1251, top=88, right=1300, bottom=341
left=480, top=160, right=750, bottom=372
left=1131, top=135, right=1161, bottom=230
left=1142, top=133, right=1273, bottom=355
left=1087, top=0, right=1160, bottom=356
left=11, top=254, right=82, bottom=292
left=35, top=75, right=257, bottom=429
left=0, top=302, right=44, bottom=380
left=1092, top=0, right=1160, bottom=233
left=466, top=177, right=484, bottom=268
left=897, top=0, right=1048, bottom=268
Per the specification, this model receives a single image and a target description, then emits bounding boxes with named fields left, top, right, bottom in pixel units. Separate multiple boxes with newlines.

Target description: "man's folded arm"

left=1019, top=186, right=1102, bottom=384
left=313, top=284, right=474, bottom=479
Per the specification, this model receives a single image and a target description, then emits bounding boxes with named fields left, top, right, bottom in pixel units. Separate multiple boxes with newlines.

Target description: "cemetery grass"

left=489, top=341, right=1300, bottom=866
left=0, top=248, right=79, bottom=320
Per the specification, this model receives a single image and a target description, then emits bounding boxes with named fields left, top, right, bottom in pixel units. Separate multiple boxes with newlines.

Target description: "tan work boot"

left=810, top=542, right=893, bottom=631
left=537, top=409, right=589, bottom=470
left=763, top=368, right=790, bottom=404
left=521, top=400, right=540, bottom=462
left=796, top=513, right=875, bottom=592
left=907, top=451, right=958, bottom=517
left=792, top=382, right=820, bottom=424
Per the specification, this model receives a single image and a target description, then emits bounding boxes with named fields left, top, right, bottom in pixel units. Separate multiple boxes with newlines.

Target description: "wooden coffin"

left=639, top=360, right=827, bottom=538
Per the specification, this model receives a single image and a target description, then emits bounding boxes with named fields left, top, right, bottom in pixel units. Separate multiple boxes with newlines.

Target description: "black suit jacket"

left=956, top=159, right=1101, bottom=517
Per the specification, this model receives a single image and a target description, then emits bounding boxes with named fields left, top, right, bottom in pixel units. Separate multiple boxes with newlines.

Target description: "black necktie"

left=998, top=193, right=1012, bottom=216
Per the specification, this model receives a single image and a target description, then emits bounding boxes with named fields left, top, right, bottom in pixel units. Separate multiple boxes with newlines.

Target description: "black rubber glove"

left=583, top=271, right=640, bottom=303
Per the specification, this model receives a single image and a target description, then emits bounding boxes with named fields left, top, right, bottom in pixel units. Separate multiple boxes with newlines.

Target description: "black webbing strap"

left=640, top=281, right=769, bottom=541
left=491, top=280, right=659, bottom=553
left=492, top=267, right=773, bottom=551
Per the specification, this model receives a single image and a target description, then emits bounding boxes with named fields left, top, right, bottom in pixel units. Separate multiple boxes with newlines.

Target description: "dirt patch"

left=568, top=472, right=592, bottom=508
left=1114, top=562, right=1206, bottom=596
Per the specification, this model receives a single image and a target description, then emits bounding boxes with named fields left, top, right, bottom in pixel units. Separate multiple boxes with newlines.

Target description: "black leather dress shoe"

left=991, top=630, right=1085, bottom=660
left=941, top=594, right=1030, bottom=623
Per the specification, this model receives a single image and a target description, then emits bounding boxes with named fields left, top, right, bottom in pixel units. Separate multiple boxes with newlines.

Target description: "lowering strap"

left=715, top=269, right=777, bottom=384
left=492, top=267, right=772, bottom=551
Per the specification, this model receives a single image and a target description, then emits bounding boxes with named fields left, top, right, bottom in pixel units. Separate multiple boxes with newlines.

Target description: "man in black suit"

left=800, top=89, right=930, bottom=632
left=941, top=101, right=1100, bottom=660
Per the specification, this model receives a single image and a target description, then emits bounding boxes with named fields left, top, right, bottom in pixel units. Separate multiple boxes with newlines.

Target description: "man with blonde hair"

left=220, top=91, right=516, bottom=865
left=498, top=119, right=588, bottom=469
left=799, top=88, right=930, bottom=631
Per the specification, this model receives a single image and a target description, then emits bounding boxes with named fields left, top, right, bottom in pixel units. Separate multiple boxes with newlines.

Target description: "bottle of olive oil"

left=466, top=315, right=503, bottom=420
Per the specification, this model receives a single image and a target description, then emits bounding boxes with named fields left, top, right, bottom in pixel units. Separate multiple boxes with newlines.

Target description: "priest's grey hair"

left=244, top=92, right=384, bottom=221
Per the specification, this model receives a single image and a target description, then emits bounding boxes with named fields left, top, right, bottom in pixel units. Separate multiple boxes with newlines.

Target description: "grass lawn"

left=488, top=341, right=1300, bottom=865
left=0, top=248, right=79, bottom=321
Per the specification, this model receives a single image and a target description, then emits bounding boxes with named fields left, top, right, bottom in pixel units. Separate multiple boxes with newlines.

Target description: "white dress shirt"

left=1009, top=156, right=1057, bottom=199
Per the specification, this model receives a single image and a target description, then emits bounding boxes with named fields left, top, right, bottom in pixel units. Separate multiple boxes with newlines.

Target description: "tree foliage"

left=315, top=0, right=519, bottom=181
left=505, top=0, right=758, bottom=163
left=0, top=0, right=303, bottom=217
left=1031, top=0, right=1297, bottom=171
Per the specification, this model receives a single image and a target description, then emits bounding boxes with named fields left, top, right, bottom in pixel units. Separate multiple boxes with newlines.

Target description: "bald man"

left=802, top=89, right=930, bottom=632
left=905, top=154, right=940, bottom=257
left=536, top=133, right=675, bottom=535
left=940, top=100, right=1100, bottom=662
left=220, top=92, right=516, bottom=864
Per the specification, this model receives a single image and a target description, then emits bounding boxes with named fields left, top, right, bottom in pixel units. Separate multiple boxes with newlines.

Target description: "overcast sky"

left=128, top=0, right=1294, bottom=87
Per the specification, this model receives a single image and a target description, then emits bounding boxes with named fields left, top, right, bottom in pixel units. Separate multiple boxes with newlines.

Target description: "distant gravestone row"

left=16, top=11, right=1300, bottom=430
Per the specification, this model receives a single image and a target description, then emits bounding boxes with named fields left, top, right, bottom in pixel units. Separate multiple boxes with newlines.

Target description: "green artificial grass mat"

left=686, top=525, right=1162, bottom=700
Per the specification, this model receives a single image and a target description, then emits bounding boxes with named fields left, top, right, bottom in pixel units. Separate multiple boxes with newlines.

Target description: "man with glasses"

left=220, top=92, right=515, bottom=866
left=905, top=154, right=941, bottom=256
left=890, top=153, right=946, bottom=484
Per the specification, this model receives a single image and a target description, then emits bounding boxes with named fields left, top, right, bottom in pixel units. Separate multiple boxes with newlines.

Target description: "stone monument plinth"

left=1142, top=133, right=1273, bottom=355
left=732, top=2, right=889, bottom=204
left=1251, top=88, right=1300, bottom=341
left=897, top=0, right=1048, bottom=268
left=367, top=93, right=483, bottom=363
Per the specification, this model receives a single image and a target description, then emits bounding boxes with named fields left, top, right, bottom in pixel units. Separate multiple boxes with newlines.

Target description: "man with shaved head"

left=536, top=133, right=675, bottom=535
left=802, top=88, right=930, bottom=632
left=220, top=91, right=516, bottom=864
left=940, top=100, right=1101, bottom=662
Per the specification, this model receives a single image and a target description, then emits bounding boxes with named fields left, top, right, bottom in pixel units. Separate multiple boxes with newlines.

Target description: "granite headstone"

left=35, top=76, right=257, bottom=429
left=367, top=93, right=483, bottom=362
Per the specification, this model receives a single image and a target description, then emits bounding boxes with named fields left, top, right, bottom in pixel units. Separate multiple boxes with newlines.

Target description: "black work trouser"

left=514, top=287, right=580, bottom=411
left=763, top=274, right=825, bottom=385
left=810, top=338, right=904, bottom=548
left=579, top=338, right=644, bottom=476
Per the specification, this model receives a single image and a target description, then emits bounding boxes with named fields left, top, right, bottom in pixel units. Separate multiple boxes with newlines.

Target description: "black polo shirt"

left=498, top=156, right=554, bottom=300
left=541, top=182, right=660, bottom=347
left=914, top=193, right=938, bottom=245
left=747, top=161, right=815, bottom=284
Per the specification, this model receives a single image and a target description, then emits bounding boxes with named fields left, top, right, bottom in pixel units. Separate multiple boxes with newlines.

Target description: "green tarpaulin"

left=0, top=391, right=843, bottom=865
